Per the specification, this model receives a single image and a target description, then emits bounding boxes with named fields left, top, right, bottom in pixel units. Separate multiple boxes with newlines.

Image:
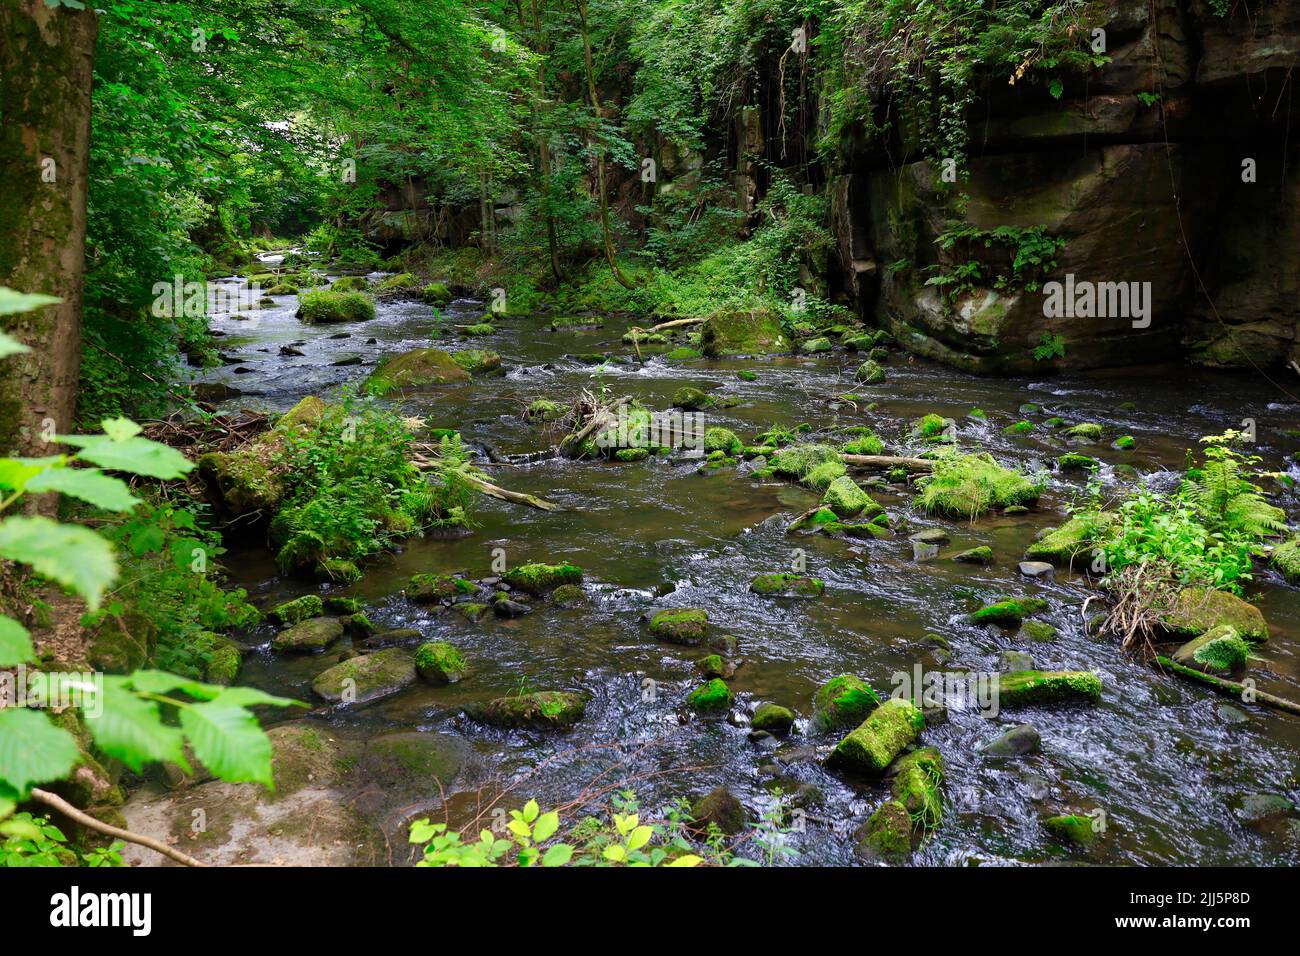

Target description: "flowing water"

left=198, top=274, right=1300, bottom=865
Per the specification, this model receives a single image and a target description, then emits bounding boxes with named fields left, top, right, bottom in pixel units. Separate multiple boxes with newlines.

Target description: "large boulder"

left=271, top=617, right=343, bottom=653
left=311, top=649, right=417, bottom=704
left=826, top=698, right=925, bottom=774
left=466, top=691, right=587, bottom=729
left=1160, top=587, right=1269, bottom=643
left=700, top=307, right=788, bottom=357
left=364, top=348, right=470, bottom=396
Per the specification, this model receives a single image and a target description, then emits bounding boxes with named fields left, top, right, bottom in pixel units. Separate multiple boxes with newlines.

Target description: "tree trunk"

left=0, top=0, right=97, bottom=455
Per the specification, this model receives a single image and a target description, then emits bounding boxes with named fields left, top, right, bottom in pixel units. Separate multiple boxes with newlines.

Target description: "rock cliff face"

left=831, top=0, right=1300, bottom=372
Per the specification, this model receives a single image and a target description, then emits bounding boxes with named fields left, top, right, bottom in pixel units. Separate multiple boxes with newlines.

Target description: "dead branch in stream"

left=1100, top=563, right=1183, bottom=658
left=141, top=410, right=270, bottom=456
left=1154, top=657, right=1300, bottom=716
left=557, top=392, right=632, bottom=458
left=30, top=787, right=208, bottom=867
left=409, top=448, right=559, bottom=511
left=841, top=453, right=933, bottom=472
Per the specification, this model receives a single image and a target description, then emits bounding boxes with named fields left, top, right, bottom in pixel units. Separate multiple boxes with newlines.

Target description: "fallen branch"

left=29, top=787, right=208, bottom=867
left=637, top=317, right=706, bottom=333
left=558, top=394, right=632, bottom=459
left=841, top=454, right=933, bottom=472
left=464, top=474, right=559, bottom=512
left=1154, top=656, right=1300, bottom=716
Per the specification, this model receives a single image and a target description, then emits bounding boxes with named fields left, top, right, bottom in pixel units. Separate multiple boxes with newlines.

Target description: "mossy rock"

left=375, top=272, right=420, bottom=295
left=891, top=746, right=944, bottom=828
left=420, top=282, right=452, bottom=306
left=703, top=427, right=743, bottom=455
left=198, top=448, right=286, bottom=518
left=1018, top=620, right=1058, bottom=643
left=997, top=670, right=1102, bottom=707
left=953, top=546, right=993, bottom=565
left=751, top=703, right=796, bottom=735
left=452, top=349, right=502, bottom=375
left=811, top=674, right=880, bottom=732
left=407, top=573, right=476, bottom=603
left=551, top=583, right=585, bottom=606
left=1024, top=514, right=1113, bottom=567
left=316, top=558, right=362, bottom=583
left=362, top=731, right=468, bottom=792
left=323, top=596, right=363, bottom=615
left=803, top=460, right=847, bottom=491
left=296, top=289, right=376, bottom=324
left=1058, top=452, right=1098, bottom=471
left=696, top=654, right=731, bottom=679
left=622, top=329, right=667, bottom=345
left=648, top=608, right=709, bottom=645
left=268, top=595, right=324, bottom=626
left=687, top=678, right=734, bottom=713
left=826, top=698, right=925, bottom=775
left=460, top=322, right=495, bottom=336
left=468, top=691, right=587, bottom=729
left=1044, top=813, right=1102, bottom=848
left=272, top=616, right=344, bottom=653
left=364, top=348, right=470, bottom=395
left=343, top=612, right=374, bottom=638
left=768, top=442, right=838, bottom=480
left=915, top=451, right=1041, bottom=518
left=311, top=649, right=417, bottom=704
left=1171, top=624, right=1251, bottom=674
left=690, top=786, right=748, bottom=834
left=86, top=609, right=156, bottom=674
left=750, top=573, right=824, bottom=599
left=841, top=432, right=884, bottom=456
left=526, top=398, right=567, bottom=421
left=1271, top=537, right=1300, bottom=582
left=614, top=447, right=649, bottom=462
left=856, top=799, right=913, bottom=862
left=672, top=385, right=712, bottom=411
left=1112, top=435, right=1136, bottom=450
left=331, top=275, right=370, bottom=292
left=1063, top=423, right=1104, bottom=441
left=202, top=634, right=242, bottom=685
left=971, top=597, right=1049, bottom=627
left=855, top=359, right=885, bottom=384
left=452, top=602, right=490, bottom=622
left=821, top=475, right=880, bottom=518
left=663, top=346, right=702, bottom=360
left=414, top=641, right=467, bottom=684
left=502, top=562, right=583, bottom=596
left=799, top=336, right=832, bottom=354
left=1160, top=587, right=1268, bottom=643
left=700, top=307, right=787, bottom=357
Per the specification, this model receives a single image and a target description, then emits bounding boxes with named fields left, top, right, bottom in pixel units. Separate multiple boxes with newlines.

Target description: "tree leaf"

left=58, top=434, right=193, bottom=480
left=532, top=810, right=559, bottom=843
left=0, top=287, right=60, bottom=317
left=178, top=700, right=274, bottom=788
left=522, top=798, right=539, bottom=823
left=83, top=677, right=187, bottom=773
left=665, top=854, right=703, bottom=867
left=0, top=709, right=80, bottom=798
left=0, top=615, right=34, bottom=667
left=99, top=417, right=142, bottom=441
left=541, top=843, right=574, bottom=867
left=0, top=515, right=117, bottom=609
left=626, top=824, right=653, bottom=852
left=25, top=466, right=141, bottom=512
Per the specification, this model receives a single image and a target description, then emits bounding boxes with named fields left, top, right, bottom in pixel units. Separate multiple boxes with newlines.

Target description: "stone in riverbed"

left=550, top=583, right=585, bottom=606
left=825, top=698, right=925, bottom=775
left=811, top=674, right=880, bottom=732
left=1018, top=560, right=1055, bottom=580
left=501, top=562, right=583, bottom=596
left=1231, top=792, right=1295, bottom=824
left=687, top=678, right=733, bottom=714
left=953, top=546, right=993, bottom=565
left=1044, top=813, right=1102, bottom=847
left=414, top=641, right=467, bottom=684
left=467, top=691, right=586, bottom=729
left=696, top=654, right=735, bottom=680
left=996, top=670, right=1101, bottom=707
left=890, top=746, right=944, bottom=827
left=855, top=799, right=913, bottom=862
left=1170, top=624, right=1251, bottom=674
left=407, top=573, right=476, bottom=603
left=671, top=385, right=712, bottom=411
left=700, top=307, right=787, bottom=358
left=1023, top=514, right=1113, bottom=567
left=979, top=723, right=1041, bottom=757
left=971, top=597, right=1048, bottom=627
left=648, top=608, right=709, bottom=645
left=750, top=573, right=824, bottom=598
left=271, top=616, right=344, bottom=652
left=312, top=649, right=417, bottom=704
left=452, top=602, right=490, bottom=622
left=750, top=703, right=796, bottom=735
left=268, top=594, right=324, bottom=626
left=690, top=786, right=749, bottom=834
left=909, top=528, right=950, bottom=545
left=1018, top=620, right=1058, bottom=642
left=821, top=475, right=881, bottom=518
left=364, top=348, right=469, bottom=396
left=451, top=348, right=502, bottom=375
left=492, top=598, right=532, bottom=618
left=1160, top=587, right=1268, bottom=643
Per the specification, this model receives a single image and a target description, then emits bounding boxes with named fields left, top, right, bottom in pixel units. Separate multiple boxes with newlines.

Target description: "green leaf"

left=178, top=701, right=274, bottom=788
left=0, top=287, right=59, bottom=318
left=0, top=709, right=80, bottom=798
left=100, top=417, right=143, bottom=441
left=532, top=810, right=559, bottom=843
left=0, top=515, right=117, bottom=609
left=0, top=456, right=62, bottom=493
left=0, top=818, right=42, bottom=840
left=541, top=843, right=574, bottom=867
left=127, top=669, right=224, bottom=700
left=665, top=854, right=703, bottom=867
left=0, top=332, right=29, bottom=360
left=58, top=434, right=193, bottom=480
left=25, top=467, right=141, bottom=512
left=0, top=615, right=34, bottom=667
left=83, top=677, right=187, bottom=773
left=522, top=798, right=539, bottom=823
left=626, top=825, right=653, bottom=852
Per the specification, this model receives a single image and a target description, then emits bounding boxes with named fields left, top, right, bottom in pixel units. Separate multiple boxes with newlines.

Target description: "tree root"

left=29, top=787, right=208, bottom=867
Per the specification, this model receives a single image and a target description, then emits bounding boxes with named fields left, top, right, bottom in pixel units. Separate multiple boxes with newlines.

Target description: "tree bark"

left=0, top=0, right=98, bottom=454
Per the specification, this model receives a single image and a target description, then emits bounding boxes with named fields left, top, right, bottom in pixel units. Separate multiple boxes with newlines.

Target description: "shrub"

left=915, top=451, right=1042, bottom=518
left=297, top=288, right=376, bottom=324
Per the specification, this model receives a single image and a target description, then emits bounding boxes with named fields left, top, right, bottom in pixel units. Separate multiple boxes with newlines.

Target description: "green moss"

left=857, top=800, right=914, bottom=861
left=451, top=349, right=502, bottom=374
left=1044, top=813, right=1101, bottom=848
left=700, top=307, right=787, bottom=357
left=913, top=413, right=950, bottom=439
left=525, top=398, right=567, bottom=421
left=737, top=369, right=758, bottom=381
left=461, top=322, right=496, bottom=336
left=331, top=275, right=370, bottom=292
left=550, top=583, right=585, bottom=606
left=811, top=674, right=881, bottom=732
left=375, top=272, right=420, bottom=295
left=953, top=546, right=993, bottom=564
left=703, top=427, right=743, bottom=455
left=751, top=703, right=796, bottom=734
left=1025, top=514, right=1113, bottom=566
left=268, top=595, right=324, bottom=626
left=770, top=443, right=841, bottom=480
left=421, top=281, right=452, bottom=306
left=271, top=616, right=344, bottom=652
left=1112, top=435, right=1136, bottom=449
left=649, top=607, right=709, bottom=645
left=891, top=746, right=944, bottom=829
left=469, top=691, right=587, bottom=728
left=687, top=678, right=734, bottom=713
left=826, top=698, right=925, bottom=775
left=971, top=597, right=1048, bottom=626
left=407, top=573, right=476, bottom=603
left=1003, top=420, right=1034, bottom=435
left=318, top=558, right=362, bottom=583
left=672, top=385, right=711, bottom=410
left=821, top=475, right=880, bottom=518
left=614, top=447, right=649, bottom=462
left=750, top=573, right=825, bottom=598
left=364, top=348, right=470, bottom=395
left=297, top=289, right=376, bottom=324
left=311, top=649, right=417, bottom=703
left=803, top=460, right=847, bottom=491
left=1063, top=423, right=1103, bottom=441
left=414, top=641, right=467, bottom=684
left=1058, top=452, right=1098, bottom=471
left=1171, top=624, right=1251, bottom=674
left=453, top=602, right=490, bottom=622
left=996, top=670, right=1102, bottom=707
left=663, top=346, right=703, bottom=360
left=502, top=562, right=583, bottom=596
left=1271, top=537, right=1300, bottom=582
left=696, top=654, right=727, bottom=679
left=1160, top=587, right=1268, bottom=643
left=916, top=451, right=1041, bottom=518
left=841, top=431, right=884, bottom=455
left=324, top=597, right=363, bottom=615
left=1019, top=620, right=1058, bottom=642
left=855, top=359, right=885, bottom=383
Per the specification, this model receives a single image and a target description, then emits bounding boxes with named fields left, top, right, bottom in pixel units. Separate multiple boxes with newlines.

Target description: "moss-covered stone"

left=86, top=609, right=156, bottom=674
left=703, top=426, right=743, bottom=455
left=690, top=786, right=748, bottom=834
left=324, top=596, right=363, bottom=615
left=550, top=314, right=604, bottom=330
left=1044, top=813, right=1102, bottom=847
left=1058, top=452, right=1099, bottom=471
left=890, top=746, right=944, bottom=828
left=550, top=583, right=585, bottom=606
left=687, top=678, right=734, bottom=713
left=915, top=451, right=1041, bottom=518
left=198, top=448, right=286, bottom=518
left=364, top=348, right=470, bottom=395
left=311, top=649, right=417, bottom=704
left=331, top=275, right=370, bottom=292
left=452, top=602, right=490, bottom=622
left=296, top=288, right=376, bottom=324
left=1003, top=420, right=1034, bottom=435
left=375, top=272, right=420, bottom=295
left=525, top=398, right=567, bottom=421
left=414, top=641, right=467, bottom=684
left=268, top=595, right=324, bottom=626
left=407, top=573, right=476, bottom=603
left=952, top=546, right=994, bottom=565
left=614, top=447, right=649, bottom=462
left=700, top=307, right=787, bottom=357
left=420, top=281, right=452, bottom=306
left=451, top=348, right=502, bottom=375
left=502, top=562, right=583, bottom=596
left=997, top=670, right=1102, bottom=707
left=855, top=359, right=885, bottom=383
left=971, top=597, right=1048, bottom=627
left=648, top=607, right=709, bottom=645
left=856, top=799, right=913, bottom=862
left=750, top=572, right=825, bottom=598
left=769, top=443, right=839, bottom=480
left=1018, top=620, right=1058, bottom=642
left=672, top=385, right=712, bottom=411
left=272, top=616, right=344, bottom=652
left=1063, top=423, right=1104, bottom=441
left=1160, top=587, right=1268, bottom=643
left=811, top=674, right=881, bottom=733
left=468, top=690, right=587, bottom=729
left=751, top=703, right=796, bottom=734
left=803, top=459, right=847, bottom=490
left=821, top=475, right=880, bottom=518
left=827, top=698, right=925, bottom=775
left=1171, top=624, right=1251, bottom=674
left=1024, top=514, right=1113, bottom=567
left=202, top=635, right=242, bottom=685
